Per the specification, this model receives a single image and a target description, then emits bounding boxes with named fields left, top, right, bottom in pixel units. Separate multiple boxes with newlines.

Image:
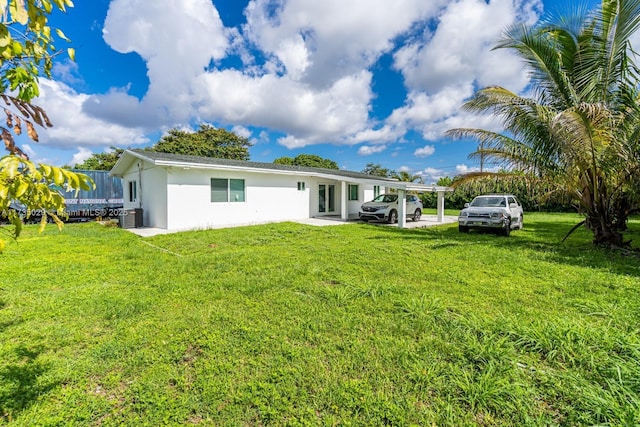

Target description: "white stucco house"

left=109, top=150, right=451, bottom=231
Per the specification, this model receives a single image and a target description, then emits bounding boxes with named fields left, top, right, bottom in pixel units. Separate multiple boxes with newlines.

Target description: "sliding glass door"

left=318, top=184, right=335, bottom=213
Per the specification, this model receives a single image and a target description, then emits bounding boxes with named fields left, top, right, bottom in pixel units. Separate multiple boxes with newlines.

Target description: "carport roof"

left=110, top=150, right=452, bottom=193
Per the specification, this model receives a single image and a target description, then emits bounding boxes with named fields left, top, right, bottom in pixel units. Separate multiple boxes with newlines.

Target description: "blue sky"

left=21, top=0, right=601, bottom=181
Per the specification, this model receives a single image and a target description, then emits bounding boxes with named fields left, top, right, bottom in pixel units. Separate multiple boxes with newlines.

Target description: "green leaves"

left=39, top=163, right=95, bottom=193
left=0, top=0, right=75, bottom=102
left=9, top=0, right=29, bottom=25
left=150, top=125, right=252, bottom=161
left=73, top=147, right=124, bottom=171
left=0, top=155, right=95, bottom=253
left=273, top=153, right=338, bottom=169
left=0, top=25, right=10, bottom=48
left=447, top=0, right=640, bottom=247
left=55, top=28, right=70, bottom=42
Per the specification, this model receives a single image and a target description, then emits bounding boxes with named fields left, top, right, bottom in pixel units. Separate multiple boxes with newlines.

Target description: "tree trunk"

left=585, top=215, right=625, bottom=247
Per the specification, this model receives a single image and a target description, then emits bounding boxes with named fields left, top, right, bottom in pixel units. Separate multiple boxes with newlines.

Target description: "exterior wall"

left=346, top=184, right=361, bottom=218
left=165, top=167, right=311, bottom=230
left=122, top=170, right=140, bottom=211
left=306, top=176, right=345, bottom=217
left=306, top=178, right=380, bottom=219
left=362, top=186, right=376, bottom=204
left=121, top=161, right=168, bottom=228
left=142, top=166, right=168, bottom=228
left=119, top=160, right=387, bottom=230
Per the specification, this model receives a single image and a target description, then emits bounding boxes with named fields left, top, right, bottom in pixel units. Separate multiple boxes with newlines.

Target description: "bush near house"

left=422, top=175, right=574, bottom=212
left=1, top=214, right=639, bottom=425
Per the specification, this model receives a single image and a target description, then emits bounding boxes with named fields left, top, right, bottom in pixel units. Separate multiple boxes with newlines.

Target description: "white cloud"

left=33, top=0, right=546, bottom=161
left=52, top=59, right=84, bottom=86
left=21, top=144, right=37, bottom=159
left=244, top=0, right=447, bottom=86
left=398, top=165, right=410, bottom=172
left=20, top=144, right=54, bottom=165
left=346, top=126, right=402, bottom=145
left=389, top=87, right=474, bottom=128
left=414, top=144, right=435, bottom=158
left=91, top=0, right=230, bottom=125
left=87, top=0, right=427, bottom=149
left=456, top=163, right=501, bottom=174
left=250, top=130, right=271, bottom=146
left=70, top=147, right=93, bottom=166
left=273, top=35, right=311, bottom=80
left=393, top=0, right=539, bottom=94
left=231, top=125, right=252, bottom=139
left=456, top=164, right=476, bottom=174
left=420, top=167, right=445, bottom=183
left=387, top=0, right=542, bottom=142
left=195, top=70, right=374, bottom=147
left=423, top=167, right=441, bottom=175
left=35, top=80, right=150, bottom=149
left=85, top=0, right=455, bottom=150
left=357, top=145, right=386, bottom=156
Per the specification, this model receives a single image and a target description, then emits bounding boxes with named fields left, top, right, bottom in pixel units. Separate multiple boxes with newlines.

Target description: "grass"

left=1, top=213, right=639, bottom=426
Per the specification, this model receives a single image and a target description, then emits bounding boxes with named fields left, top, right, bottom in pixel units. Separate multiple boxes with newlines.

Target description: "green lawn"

left=1, top=214, right=639, bottom=426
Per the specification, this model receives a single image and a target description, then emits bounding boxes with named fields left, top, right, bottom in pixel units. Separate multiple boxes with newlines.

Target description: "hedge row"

left=420, top=176, right=575, bottom=212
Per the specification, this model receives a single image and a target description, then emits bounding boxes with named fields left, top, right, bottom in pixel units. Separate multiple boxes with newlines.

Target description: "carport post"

left=341, top=181, right=348, bottom=221
left=398, top=189, right=407, bottom=228
left=437, top=190, right=445, bottom=222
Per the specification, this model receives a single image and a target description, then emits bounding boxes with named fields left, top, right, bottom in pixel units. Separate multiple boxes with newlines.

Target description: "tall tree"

left=447, top=0, right=640, bottom=247
left=150, top=125, right=251, bottom=160
left=273, top=154, right=339, bottom=169
left=362, top=163, right=392, bottom=177
left=0, top=0, right=93, bottom=253
left=437, top=176, right=453, bottom=187
left=391, top=170, right=423, bottom=183
left=74, top=147, right=124, bottom=171
left=272, top=156, right=295, bottom=166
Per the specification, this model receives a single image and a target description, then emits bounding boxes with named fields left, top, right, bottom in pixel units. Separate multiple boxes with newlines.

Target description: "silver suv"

left=359, top=193, right=422, bottom=223
left=458, top=194, right=523, bottom=236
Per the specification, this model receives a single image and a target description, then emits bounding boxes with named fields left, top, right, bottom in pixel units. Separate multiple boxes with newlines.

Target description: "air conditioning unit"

left=120, top=208, right=143, bottom=228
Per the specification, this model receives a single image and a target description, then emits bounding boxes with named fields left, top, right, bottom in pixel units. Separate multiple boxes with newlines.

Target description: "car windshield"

left=470, top=197, right=506, bottom=207
left=372, top=194, right=397, bottom=203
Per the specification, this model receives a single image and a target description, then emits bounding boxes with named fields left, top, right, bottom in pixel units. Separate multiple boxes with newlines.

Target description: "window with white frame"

left=211, top=178, right=245, bottom=202
left=374, top=185, right=381, bottom=197
left=348, top=184, right=359, bottom=201
left=297, top=182, right=305, bottom=191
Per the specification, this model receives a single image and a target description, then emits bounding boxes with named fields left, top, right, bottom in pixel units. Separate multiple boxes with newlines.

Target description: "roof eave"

left=110, top=150, right=453, bottom=192
left=109, top=150, right=154, bottom=177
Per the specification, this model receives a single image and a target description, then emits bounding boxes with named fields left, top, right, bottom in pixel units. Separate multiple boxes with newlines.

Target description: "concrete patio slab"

left=123, top=215, right=458, bottom=237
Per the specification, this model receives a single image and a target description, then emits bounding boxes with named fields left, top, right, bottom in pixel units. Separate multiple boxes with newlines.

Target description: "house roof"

left=110, top=149, right=452, bottom=193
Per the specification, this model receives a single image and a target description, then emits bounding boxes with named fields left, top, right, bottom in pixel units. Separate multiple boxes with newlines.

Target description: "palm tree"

left=447, top=0, right=640, bottom=247
left=391, top=170, right=423, bottom=183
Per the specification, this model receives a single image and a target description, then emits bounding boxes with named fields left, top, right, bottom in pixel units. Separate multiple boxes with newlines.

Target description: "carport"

left=335, top=178, right=453, bottom=229
left=386, top=182, right=453, bottom=229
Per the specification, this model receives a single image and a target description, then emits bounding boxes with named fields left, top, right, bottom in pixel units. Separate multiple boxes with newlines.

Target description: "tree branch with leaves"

left=0, top=0, right=94, bottom=253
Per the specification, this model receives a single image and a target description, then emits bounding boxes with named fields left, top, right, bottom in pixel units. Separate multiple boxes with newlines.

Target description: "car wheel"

left=502, top=219, right=511, bottom=236
left=459, top=225, right=469, bottom=233
left=388, top=210, right=398, bottom=224
left=413, top=208, right=422, bottom=222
